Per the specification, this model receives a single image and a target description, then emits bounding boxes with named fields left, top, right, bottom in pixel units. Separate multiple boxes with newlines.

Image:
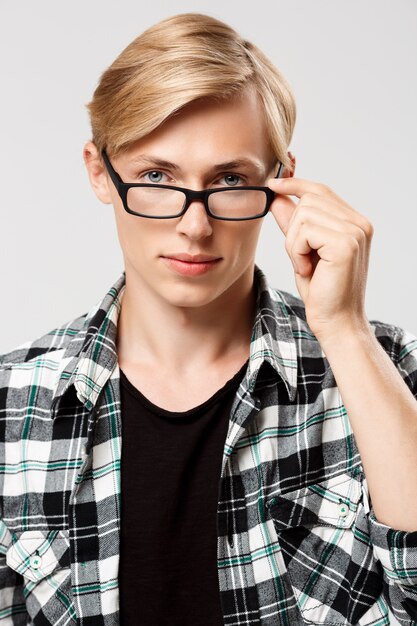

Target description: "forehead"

left=121, top=87, right=275, bottom=172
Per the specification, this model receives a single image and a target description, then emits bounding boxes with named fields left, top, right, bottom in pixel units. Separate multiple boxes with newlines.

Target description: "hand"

left=266, top=176, right=374, bottom=344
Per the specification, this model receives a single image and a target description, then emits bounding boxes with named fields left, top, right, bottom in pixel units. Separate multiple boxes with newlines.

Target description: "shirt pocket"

left=267, top=471, right=382, bottom=625
left=6, top=529, right=76, bottom=623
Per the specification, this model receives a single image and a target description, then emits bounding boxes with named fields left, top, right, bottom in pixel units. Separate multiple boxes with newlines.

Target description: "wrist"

left=313, top=318, right=374, bottom=355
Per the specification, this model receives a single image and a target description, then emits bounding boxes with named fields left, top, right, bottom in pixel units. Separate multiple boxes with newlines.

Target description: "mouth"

left=160, top=255, right=222, bottom=276
left=162, top=253, right=221, bottom=263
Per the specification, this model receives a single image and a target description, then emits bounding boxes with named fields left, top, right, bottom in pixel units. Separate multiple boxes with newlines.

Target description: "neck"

left=116, top=264, right=257, bottom=373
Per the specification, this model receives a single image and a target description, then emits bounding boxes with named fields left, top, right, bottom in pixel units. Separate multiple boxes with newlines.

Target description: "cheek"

left=233, top=222, right=263, bottom=252
left=112, top=201, right=150, bottom=255
left=219, top=219, right=261, bottom=238
left=217, top=223, right=262, bottom=269
left=112, top=203, right=131, bottom=247
left=113, top=205, right=175, bottom=263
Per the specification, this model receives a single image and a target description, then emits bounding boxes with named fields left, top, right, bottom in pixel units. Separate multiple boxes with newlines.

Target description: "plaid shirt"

left=1, top=264, right=417, bottom=626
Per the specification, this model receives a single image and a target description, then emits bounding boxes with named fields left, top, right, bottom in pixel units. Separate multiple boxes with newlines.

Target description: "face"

left=84, top=87, right=288, bottom=310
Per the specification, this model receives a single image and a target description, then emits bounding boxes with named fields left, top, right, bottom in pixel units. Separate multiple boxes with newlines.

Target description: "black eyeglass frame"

left=101, top=149, right=284, bottom=221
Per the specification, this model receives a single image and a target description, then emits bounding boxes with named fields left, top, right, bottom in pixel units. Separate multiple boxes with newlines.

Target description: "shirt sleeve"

left=365, top=324, right=417, bottom=624
left=0, top=520, right=28, bottom=625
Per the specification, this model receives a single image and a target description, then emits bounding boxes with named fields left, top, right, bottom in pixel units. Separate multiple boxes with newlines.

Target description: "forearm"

left=319, top=323, right=417, bottom=532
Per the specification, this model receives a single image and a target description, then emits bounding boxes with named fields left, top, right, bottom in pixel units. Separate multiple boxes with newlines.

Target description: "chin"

left=159, top=282, right=224, bottom=308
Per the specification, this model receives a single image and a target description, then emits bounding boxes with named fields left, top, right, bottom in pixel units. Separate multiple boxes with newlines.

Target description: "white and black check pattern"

left=1, top=264, right=417, bottom=625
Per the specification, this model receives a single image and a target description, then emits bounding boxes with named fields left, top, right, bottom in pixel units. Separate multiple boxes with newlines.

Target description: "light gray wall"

left=1, top=0, right=416, bottom=352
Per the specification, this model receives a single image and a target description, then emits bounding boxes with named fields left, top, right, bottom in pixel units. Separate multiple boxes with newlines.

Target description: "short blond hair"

left=86, top=12, right=296, bottom=173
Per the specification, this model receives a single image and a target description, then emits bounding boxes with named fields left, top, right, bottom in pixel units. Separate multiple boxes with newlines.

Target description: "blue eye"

left=139, top=170, right=246, bottom=186
left=143, top=170, right=165, bottom=183
left=220, top=174, right=244, bottom=187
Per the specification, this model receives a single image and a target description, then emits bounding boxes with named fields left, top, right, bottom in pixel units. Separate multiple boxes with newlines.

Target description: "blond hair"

left=86, top=12, right=296, bottom=173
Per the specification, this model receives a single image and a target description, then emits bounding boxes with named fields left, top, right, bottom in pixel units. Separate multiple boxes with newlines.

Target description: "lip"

left=162, top=253, right=221, bottom=262
left=160, top=255, right=222, bottom=277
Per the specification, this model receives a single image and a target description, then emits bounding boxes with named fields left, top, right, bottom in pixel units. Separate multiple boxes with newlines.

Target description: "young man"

left=1, top=12, right=417, bottom=626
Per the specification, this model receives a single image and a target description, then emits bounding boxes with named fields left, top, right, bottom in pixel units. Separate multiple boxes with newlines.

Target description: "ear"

left=283, top=151, right=296, bottom=178
left=83, top=141, right=113, bottom=204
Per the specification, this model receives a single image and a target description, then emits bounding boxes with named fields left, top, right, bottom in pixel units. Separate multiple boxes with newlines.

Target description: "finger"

left=298, top=193, right=374, bottom=235
left=285, top=205, right=368, bottom=249
left=267, top=177, right=337, bottom=200
left=272, top=189, right=373, bottom=238
left=268, top=193, right=298, bottom=236
left=289, top=222, right=359, bottom=274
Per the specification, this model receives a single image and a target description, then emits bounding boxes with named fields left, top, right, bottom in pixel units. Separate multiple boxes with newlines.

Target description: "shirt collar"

left=50, top=264, right=297, bottom=418
left=246, top=265, right=298, bottom=401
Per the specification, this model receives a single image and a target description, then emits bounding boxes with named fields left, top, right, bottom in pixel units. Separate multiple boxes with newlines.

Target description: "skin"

left=83, top=85, right=295, bottom=410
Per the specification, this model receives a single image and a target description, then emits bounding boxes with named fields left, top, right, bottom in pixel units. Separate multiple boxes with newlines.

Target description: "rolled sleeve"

left=395, top=327, right=417, bottom=401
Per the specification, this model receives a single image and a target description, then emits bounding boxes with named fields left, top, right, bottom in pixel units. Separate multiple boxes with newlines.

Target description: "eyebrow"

left=128, top=154, right=266, bottom=177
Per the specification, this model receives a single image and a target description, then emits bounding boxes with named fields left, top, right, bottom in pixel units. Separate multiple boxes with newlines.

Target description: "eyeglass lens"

left=126, top=187, right=268, bottom=219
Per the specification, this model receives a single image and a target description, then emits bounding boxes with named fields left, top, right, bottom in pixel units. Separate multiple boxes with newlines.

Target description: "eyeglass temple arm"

left=101, top=149, right=124, bottom=187
left=275, top=162, right=285, bottom=179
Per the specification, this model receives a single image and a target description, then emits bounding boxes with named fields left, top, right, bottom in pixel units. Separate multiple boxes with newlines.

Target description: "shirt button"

left=30, top=554, right=42, bottom=569
left=338, top=502, right=349, bottom=517
left=80, top=445, right=87, bottom=457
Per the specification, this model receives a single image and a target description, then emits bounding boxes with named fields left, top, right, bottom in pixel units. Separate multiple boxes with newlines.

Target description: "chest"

left=118, top=358, right=249, bottom=412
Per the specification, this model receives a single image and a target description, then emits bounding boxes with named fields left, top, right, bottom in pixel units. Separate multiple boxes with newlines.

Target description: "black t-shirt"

left=118, top=359, right=249, bottom=625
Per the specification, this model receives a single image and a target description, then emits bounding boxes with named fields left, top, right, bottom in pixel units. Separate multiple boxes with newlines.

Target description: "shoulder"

left=273, top=284, right=414, bottom=348
left=265, top=272, right=415, bottom=358
left=272, top=284, right=417, bottom=395
left=0, top=311, right=92, bottom=443
left=0, top=311, right=89, bottom=374
left=268, top=286, right=309, bottom=325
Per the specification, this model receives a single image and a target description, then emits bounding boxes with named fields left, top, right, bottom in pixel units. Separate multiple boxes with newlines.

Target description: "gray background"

left=1, top=0, right=416, bottom=353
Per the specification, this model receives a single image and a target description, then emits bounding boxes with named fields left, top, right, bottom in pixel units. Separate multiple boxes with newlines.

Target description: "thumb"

left=269, top=194, right=296, bottom=236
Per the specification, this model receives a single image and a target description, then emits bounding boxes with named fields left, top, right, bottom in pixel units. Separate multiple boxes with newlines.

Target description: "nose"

left=175, top=199, right=213, bottom=240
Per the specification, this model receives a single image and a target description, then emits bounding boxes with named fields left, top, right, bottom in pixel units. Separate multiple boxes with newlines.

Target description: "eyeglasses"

left=101, top=149, right=284, bottom=221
